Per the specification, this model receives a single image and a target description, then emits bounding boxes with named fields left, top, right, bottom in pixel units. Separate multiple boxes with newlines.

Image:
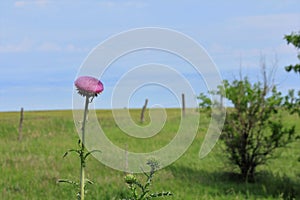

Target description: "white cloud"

left=36, top=42, right=88, bottom=52
left=0, top=38, right=33, bottom=52
left=232, top=13, right=300, bottom=33
left=0, top=38, right=89, bottom=53
left=203, top=13, right=300, bottom=72
left=207, top=41, right=300, bottom=73
left=35, top=0, right=49, bottom=6
left=14, top=1, right=26, bottom=7
left=210, top=43, right=298, bottom=59
left=98, top=0, right=147, bottom=8
left=37, top=42, right=61, bottom=52
left=14, top=0, right=49, bottom=8
left=65, top=44, right=89, bottom=53
left=123, top=1, right=147, bottom=8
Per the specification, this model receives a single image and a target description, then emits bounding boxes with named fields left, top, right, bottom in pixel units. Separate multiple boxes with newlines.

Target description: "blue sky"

left=0, top=0, right=299, bottom=111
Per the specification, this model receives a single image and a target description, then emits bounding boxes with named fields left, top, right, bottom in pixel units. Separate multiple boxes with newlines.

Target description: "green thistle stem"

left=80, top=95, right=90, bottom=200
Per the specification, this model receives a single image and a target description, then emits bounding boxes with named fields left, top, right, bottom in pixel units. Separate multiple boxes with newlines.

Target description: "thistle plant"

left=58, top=76, right=104, bottom=200
left=123, top=160, right=173, bottom=200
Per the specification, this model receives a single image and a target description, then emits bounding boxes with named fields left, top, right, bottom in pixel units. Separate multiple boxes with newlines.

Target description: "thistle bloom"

left=73, top=76, right=104, bottom=200
left=75, top=76, right=104, bottom=97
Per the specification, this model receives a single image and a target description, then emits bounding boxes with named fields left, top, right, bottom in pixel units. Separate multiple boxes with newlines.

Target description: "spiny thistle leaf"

left=84, top=149, right=101, bottom=160
left=63, top=149, right=80, bottom=158
left=149, top=191, right=173, bottom=198
left=57, top=179, right=78, bottom=186
left=85, top=179, right=94, bottom=185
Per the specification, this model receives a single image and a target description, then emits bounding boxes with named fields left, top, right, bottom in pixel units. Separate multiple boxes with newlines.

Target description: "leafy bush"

left=199, top=76, right=298, bottom=182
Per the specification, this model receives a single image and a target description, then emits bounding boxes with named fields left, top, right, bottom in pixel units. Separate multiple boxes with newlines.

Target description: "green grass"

left=0, top=109, right=300, bottom=199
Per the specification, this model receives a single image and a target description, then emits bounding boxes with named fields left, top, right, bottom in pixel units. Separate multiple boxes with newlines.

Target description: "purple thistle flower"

left=73, top=76, right=104, bottom=199
left=75, top=76, right=104, bottom=97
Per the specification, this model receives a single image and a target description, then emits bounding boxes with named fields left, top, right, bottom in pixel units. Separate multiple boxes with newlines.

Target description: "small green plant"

left=123, top=160, right=173, bottom=200
left=58, top=137, right=100, bottom=199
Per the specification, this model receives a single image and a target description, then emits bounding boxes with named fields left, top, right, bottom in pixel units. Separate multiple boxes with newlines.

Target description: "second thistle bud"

left=124, top=174, right=136, bottom=185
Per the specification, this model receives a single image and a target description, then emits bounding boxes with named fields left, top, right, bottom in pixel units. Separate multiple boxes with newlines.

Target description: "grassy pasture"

left=0, top=109, right=299, bottom=199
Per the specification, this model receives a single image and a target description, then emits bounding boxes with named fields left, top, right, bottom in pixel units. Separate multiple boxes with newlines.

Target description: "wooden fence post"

left=18, top=107, right=24, bottom=141
left=182, top=93, right=185, bottom=117
left=220, top=94, right=223, bottom=109
left=124, top=144, right=128, bottom=174
left=140, top=99, right=148, bottom=123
